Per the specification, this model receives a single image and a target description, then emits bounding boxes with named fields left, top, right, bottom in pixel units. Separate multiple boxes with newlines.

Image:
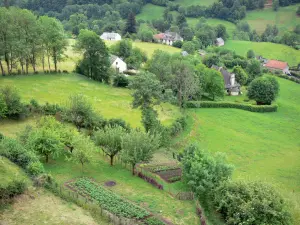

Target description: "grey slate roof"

left=211, top=65, right=240, bottom=89
left=181, top=51, right=189, bottom=56
left=110, top=55, right=118, bottom=64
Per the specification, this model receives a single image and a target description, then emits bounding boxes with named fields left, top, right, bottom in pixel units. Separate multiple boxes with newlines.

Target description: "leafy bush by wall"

left=186, top=101, right=278, bottom=113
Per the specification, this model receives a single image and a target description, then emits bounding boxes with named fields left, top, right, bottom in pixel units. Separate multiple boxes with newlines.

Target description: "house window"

left=116, top=62, right=118, bottom=65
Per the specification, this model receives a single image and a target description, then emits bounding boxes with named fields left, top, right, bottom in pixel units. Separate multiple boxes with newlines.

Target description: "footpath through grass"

left=173, top=77, right=300, bottom=224
left=0, top=73, right=180, bottom=128
left=224, top=40, right=300, bottom=66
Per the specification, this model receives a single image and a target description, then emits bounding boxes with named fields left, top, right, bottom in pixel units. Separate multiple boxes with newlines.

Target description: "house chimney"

left=230, top=74, right=235, bottom=87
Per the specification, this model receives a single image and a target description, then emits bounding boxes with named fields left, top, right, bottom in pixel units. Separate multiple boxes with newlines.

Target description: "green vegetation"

left=224, top=40, right=300, bottom=66
left=0, top=74, right=180, bottom=128
left=174, top=78, right=300, bottom=223
left=69, top=177, right=150, bottom=219
left=137, top=4, right=164, bottom=21
left=174, top=0, right=217, bottom=6
left=243, top=4, right=300, bottom=34
left=0, top=188, right=105, bottom=225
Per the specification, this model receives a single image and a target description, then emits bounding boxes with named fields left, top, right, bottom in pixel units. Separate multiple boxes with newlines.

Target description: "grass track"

left=224, top=40, right=300, bottom=66
left=173, top=77, right=300, bottom=223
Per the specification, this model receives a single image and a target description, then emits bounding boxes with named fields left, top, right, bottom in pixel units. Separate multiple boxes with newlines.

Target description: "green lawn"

left=136, top=3, right=165, bottom=21
left=242, top=4, right=300, bottom=34
left=224, top=40, right=300, bottom=66
left=173, top=77, right=300, bottom=224
left=0, top=74, right=180, bottom=128
left=174, top=0, right=217, bottom=6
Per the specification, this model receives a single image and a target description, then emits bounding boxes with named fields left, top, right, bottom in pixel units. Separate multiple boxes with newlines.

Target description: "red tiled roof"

left=153, top=33, right=165, bottom=40
left=265, top=60, right=288, bottom=70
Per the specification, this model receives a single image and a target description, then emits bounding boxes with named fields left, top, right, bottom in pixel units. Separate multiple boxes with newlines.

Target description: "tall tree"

left=76, top=29, right=110, bottom=82
left=121, top=130, right=160, bottom=175
left=124, top=12, right=136, bottom=34
left=171, top=59, right=199, bottom=108
left=94, top=126, right=126, bottom=166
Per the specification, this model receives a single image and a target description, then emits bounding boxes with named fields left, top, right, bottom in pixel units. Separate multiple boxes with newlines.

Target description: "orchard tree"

left=121, top=130, right=160, bottom=175
left=63, top=94, right=94, bottom=130
left=76, top=29, right=110, bottom=82
left=94, top=126, right=126, bottom=166
left=233, top=66, right=248, bottom=85
left=182, top=144, right=234, bottom=197
left=68, top=134, right=94, bottom=172
left=247, top=76, right=279, bottom=105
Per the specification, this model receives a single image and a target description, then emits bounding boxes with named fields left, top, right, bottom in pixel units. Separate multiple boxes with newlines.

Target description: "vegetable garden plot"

left=155, top=169, right=182, bottom=183
left=65, top=177, right=149, bottom=219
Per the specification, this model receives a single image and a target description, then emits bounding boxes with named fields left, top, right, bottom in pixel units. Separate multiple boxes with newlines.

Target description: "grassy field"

left=174, top=0, right=217, bottom=6
left=0, top=73, right=180, bottom=128
left=242, top=4, right=300, bottom=34
left=0, top=188, right=107, bottom=225
left=187, top=18, right=236, bottom=38
left=173, top=77, right=300, bottom=223
left=224, top=40, right=300, bottom=66
left=136, top=3, right=165, bottom=21
left=0, top=157, right=30, bottom=188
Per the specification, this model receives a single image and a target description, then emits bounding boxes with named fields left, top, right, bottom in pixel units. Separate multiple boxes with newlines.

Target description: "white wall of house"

left=283, top=66, right=289, bottom=74
left=100, top=33, right=122, bottom=41
left=111, top=58, right=127, bottom=73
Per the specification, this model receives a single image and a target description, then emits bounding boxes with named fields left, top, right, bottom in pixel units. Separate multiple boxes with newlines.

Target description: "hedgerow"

left=186, top=101, right=278, bottom=113
left=69, top=177, right=150, bottom=219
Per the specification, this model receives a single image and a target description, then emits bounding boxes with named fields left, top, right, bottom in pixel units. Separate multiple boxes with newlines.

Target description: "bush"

left=26, top=161, right=45, bottom=176
left=169, top=116, right=187, bottom=136
left=144, top=217, right=165, bottom=225
left=0, top=137, right=44, bottom=176
left=107, top=118, right=131, bottom=131
left=0, top=133, right=4, bottom=140
left=186, top=101, right=278, bottom=112
left=42, top=102, right=62, bottom=115
left=214, top=181, right=292, bottom=225
left=0, top=86, right=25, bottom=119
left=113, top=74, right=129, bottom=87
left=172, top=40, right=183, bottom=48
left=0, top=179, right=27, bottom=200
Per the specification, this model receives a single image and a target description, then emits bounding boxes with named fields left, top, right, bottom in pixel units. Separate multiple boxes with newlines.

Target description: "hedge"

left=186, top=101, right=278, bottom=113
left=273, top=74, right=300, bottom=84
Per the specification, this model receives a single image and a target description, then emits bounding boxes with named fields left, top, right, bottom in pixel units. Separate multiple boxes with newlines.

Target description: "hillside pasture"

left=136, top=3, right=165, bottom=21
left=173, top=77, right=300, bottom=223
left=242, top=4, right=300, bottom=34
left=0, top=74, right=180, bottom=128
left=174, top=0, right=217, bottom=6
left=224, top=40, right=300, bottom=66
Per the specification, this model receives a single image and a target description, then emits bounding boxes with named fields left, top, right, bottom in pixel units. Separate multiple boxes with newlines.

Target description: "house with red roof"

left=153, top=31, right=183, bottom=46
left=264, top=60, right=290, bottom=74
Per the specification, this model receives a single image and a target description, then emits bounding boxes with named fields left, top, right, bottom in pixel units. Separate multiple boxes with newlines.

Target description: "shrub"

left=26, top=161, right=45, bottom=176
left=169, top=116, right=187, bottom=136
left=113, top=74, right=129, bottom=87
left=42, top=102, right=62, bottom=115
left=144, top=217, right=165, bottom=225
left=0, top=179, right=27, bottom=200
left=0, top=86, right=25, bottom=119
left=0, top=133, right=4, bottom=140
left=214, top=181, right=292, bottom=225
left=172, top=40, right=183, bottom=48
left=186, top=101, right=278, bottom=112
left=107, top=118, right=131, bottom=131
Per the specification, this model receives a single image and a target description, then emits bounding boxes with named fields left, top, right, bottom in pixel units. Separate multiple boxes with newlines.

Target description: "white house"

left=110, top=55, right=127, bottom=73
left=100, top=32, right=121, bottom=41
left=216, top=37, right=225, bottom=47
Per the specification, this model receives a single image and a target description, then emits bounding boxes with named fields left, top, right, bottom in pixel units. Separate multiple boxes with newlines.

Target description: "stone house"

left=110, top=55, right=127, bottom=73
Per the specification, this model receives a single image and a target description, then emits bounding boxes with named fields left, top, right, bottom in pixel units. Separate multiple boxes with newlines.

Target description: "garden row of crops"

left=67, top=177, right=150, bottom=219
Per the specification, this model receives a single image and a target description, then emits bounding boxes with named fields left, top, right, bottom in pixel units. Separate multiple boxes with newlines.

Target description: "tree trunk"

left=47, top=54, right=51, bottom=71
left=20, top=60, right=24, bottom=74
left=45, top=154, right=49, bottom=163
left=0, top=61, right=5, bottom=76
left=32, top=52, right=36, bottom=73
left=81, top=162, right=84, bottom=173
left=42, top=52, right=45, bottom=72
left=5, top=52, right=10, bottom=74
left=110, top=155, right=114, bottom=166
left=53, top=48, right=57, bottom=72
left=132, top=164, right=135, bottom=175
left=25, top=59, right=29, bottom=74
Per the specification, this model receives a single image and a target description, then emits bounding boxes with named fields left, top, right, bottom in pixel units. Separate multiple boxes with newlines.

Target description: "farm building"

left=154, top=31, right=183, bottom=46
left=216, top=37, right=225, bottom=47
left=110, top=55, right=127, bottom=73
left=100, top=32, right=121, bottom=41
left=212, top=65, right=241, bottom=96
left=264, top=60, right=290, bottom=74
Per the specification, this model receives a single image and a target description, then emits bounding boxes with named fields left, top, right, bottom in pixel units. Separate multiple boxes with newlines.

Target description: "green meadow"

left=0, top=74, right=180, bottom=129
left=173, top=77, right=300, bottom=223
left=174, top=0, right=217, bottom=6
left=242, top=4, right=300, bottom=34
left=224, top=40, right=300, bottom=66
left=136, top=3, right=165, bottom=21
